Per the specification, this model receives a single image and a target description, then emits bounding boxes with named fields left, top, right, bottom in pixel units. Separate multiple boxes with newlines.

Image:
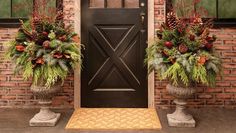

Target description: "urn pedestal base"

left=29, top=83, right=62, bottom=127
left=166, top=84, right=196, bottom=128
left=167, top=114, right=195, bottom=127
left=29, top=101, right=61, bottom=127
left=29, top=113, right=61, bottom=127
left=167, top=99, right=196, bottom=127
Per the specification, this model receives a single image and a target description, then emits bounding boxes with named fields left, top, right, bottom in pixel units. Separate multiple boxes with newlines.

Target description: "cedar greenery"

left=5, top=12, right=83, bottom=88
left=145, top=12, right=221, bottom=87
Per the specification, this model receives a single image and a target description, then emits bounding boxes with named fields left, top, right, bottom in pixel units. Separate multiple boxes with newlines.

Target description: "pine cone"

left=31, top=30, right=38, bottom=41
left=178, top=44, right=188, bottom=54
left=56, top=11, right=64, bottom=24
left=166, top=12, right=179, bottom=30
left=32, top=17, right=40, bottom=25
left=32, top=16, right=43, bottom=32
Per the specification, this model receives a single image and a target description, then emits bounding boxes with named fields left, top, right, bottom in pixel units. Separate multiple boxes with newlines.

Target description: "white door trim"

left=73, top=0, right=155, bottom=108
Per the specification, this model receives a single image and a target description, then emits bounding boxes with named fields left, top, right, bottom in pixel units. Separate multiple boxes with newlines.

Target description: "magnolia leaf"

left=58, top=60, right=68, bottom=71
left=36, top=49, right=45, bottom=58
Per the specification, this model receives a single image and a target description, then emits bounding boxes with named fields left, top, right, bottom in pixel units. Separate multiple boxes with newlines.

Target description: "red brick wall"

left=0, top=0, right=236, bottom=108
left=154, top=0, right=236, bottom=108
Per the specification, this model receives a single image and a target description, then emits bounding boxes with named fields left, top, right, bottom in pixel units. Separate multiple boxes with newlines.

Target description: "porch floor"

left=0, top=108, right=235, bottom=133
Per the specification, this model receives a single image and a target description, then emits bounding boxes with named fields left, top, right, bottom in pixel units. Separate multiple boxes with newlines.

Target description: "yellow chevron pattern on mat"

left=65, top=108, right=162, bottom=130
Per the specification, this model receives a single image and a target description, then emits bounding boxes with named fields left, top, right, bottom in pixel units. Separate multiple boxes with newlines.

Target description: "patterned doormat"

left=65, top=108, right=162, bottom=130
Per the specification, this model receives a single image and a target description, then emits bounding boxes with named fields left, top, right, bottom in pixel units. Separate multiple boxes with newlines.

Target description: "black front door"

left=81, top=0, right=148, bottom=108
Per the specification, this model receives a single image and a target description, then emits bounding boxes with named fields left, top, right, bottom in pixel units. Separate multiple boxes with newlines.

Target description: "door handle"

left=141, top=15, right=145, bottom=24
left=140, top=12, right=145, bottom=25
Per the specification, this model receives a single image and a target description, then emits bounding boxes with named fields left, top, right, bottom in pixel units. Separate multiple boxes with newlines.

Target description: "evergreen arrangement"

left=5, top=11, right=83, bottom=88
left=145, top=12, right=221, bottom=87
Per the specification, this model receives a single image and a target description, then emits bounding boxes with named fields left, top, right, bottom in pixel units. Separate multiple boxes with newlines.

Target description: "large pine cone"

left=166, top=12, right=179, bottom=30
left=32, top=16, right=41, bottom=25
left=56, top=11, right=64, bottom=21
left=32, top=16, right=43, bottom=32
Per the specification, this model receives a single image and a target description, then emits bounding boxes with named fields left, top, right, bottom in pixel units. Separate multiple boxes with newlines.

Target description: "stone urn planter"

left=5, top=8, right=83, bottom=127
left=166, top=84, right=196, bottom=127
left=145, top=10, right=221, bottom=128
left=29, top=82, right=62, bottom=127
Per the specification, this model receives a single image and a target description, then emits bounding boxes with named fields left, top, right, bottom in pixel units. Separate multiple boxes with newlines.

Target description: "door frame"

left=73, top=0, right=163, bottom=108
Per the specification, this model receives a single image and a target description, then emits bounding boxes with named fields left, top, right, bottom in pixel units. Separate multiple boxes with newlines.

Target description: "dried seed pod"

left=178, top=44, right=188, bottom=54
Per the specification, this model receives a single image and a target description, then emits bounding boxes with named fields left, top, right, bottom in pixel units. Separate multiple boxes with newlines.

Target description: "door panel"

left=125, top=0, right=140, bottom=8
left=90, top=0, right=104, bottom=8
left=107, top=0, right=122, bottom=8
left=81, top=0, right=147, bottom=107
